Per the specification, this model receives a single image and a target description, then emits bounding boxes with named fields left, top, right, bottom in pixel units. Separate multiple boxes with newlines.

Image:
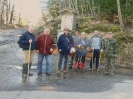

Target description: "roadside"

left=0, top=29, right=133, bottom=99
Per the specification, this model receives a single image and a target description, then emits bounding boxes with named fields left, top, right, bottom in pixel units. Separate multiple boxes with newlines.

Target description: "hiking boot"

left=74, top=62, right=78, bottom=70
left=46, top=72, right=51, bottom=76
left=57, top=70, right=61, bottom=74
left=38, top=72, right=42, bottom=75
left=28, top=73, right=33, bottom=76
left=68, top=66, right=72, bottom=69
left=63, top=67, right=67, bottom=74
left=96, top=69, right=100, bottom=72
left=80, top=63, right=85, bottom=70
left=22, top=74, right=27, bottom=77
left=110, top=73, right=113, bottom=77
left=104, top=72, right=109, bottom=75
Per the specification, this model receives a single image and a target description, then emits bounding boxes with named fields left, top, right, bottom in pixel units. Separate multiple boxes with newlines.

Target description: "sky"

left=12, top=0, right=47, bottom=26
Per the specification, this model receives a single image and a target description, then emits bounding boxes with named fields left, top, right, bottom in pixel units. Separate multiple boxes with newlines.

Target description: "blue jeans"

left=58, top=53, right=68, bottom=70
left=38, top=54, right=51, bottom=73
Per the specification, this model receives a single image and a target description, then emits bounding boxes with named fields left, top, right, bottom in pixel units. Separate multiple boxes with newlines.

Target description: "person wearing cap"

left=74, top=32, right=90, bottom=71
left=57, top=28, right=74, bottom=74
left=89, top=30, right=102, bottom=72
left=102, top=32, right=118, bottom=77
left=68, top=30, right=80, bottom=69
left=19, top=27, right=36, bottom=77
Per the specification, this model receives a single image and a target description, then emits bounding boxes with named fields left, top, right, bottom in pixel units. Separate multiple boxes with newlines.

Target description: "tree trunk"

left=116, top=0, right=124, bottom=32
left=87, top=0, right=93, bottom=16
left=10, top=3, right=14, bottom=24
left=5, top=0, right=9, bottom=25
left=1, top=1, right=4, bottom=26
left=91, top=0, right=95, bottom=16
left=0, top=0, right=4, bottom=26
left=132, top=0, right=133, bottom=27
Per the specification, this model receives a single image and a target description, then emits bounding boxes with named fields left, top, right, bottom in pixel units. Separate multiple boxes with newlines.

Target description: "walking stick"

left=27, top=42, right=31, bottom=82
left=99, top=51, right=102, bottom=66
left=56, top=53, right=59, bottom=74
left=97, top=51, right=101, bottom=73
left=92, top=50, right=94, bottom=72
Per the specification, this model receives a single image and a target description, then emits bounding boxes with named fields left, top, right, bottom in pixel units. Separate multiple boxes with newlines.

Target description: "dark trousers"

left=90, top=49, right=100, bottom=69
left=58, top=53, right=68, bottom=70
left=75, top=55, right=85, bottom=63
left=70, top=54, right=75, bottom=63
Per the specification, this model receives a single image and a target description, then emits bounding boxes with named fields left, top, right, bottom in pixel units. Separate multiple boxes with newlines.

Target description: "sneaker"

left=46, top=72, right=51, bottom=76
left=89, top=68, right=92, bottom=71
left=57, top=70, right=61, bottom=74
left=38, top=72, right=42, bottom=75
left=68, top=61, right=72, bottom=65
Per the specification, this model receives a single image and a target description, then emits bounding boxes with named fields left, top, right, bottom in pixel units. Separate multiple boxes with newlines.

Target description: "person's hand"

left=81, top=46, right=84, bottom=49
left=92, top=48, right=94, bottom=50
left=50, top=48, right=53, bottom=52
left=59, top=49, right=62, bottom=52
left=36, top=50, right=39, bottom=54
left=29, top=39, right=32, bottom=43
left=78, top=45, right=81, bottom=48
left=100, top=49, right=103, bottom=52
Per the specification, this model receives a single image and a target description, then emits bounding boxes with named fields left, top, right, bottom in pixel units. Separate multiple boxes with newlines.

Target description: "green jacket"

left=102, top=38, right=118, bottom=58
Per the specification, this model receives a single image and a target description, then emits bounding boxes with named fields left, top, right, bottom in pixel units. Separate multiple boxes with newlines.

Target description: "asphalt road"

left=0, top=29, right=133, bottom=99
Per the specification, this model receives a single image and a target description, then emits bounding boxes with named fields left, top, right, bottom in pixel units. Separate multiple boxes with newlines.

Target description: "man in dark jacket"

left=57, top=28, right=74, bottom=74
left=36, top=28, right=55, bottom=75
left=19, top=27, right=36, bottom=77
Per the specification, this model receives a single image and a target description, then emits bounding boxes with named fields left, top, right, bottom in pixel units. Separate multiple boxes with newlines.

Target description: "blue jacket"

left=76, top=37, right=90, bottom=56
left=57, top=33, right=74, bottom=54
left=19, top=31, right=36, bottom=50
left=90, top=35, right=102, bottom=50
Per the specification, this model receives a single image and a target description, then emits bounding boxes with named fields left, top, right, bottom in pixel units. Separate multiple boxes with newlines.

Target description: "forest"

left=0, top=0, right=133, bottom=29
left=0, top=0, right=133, bottom=66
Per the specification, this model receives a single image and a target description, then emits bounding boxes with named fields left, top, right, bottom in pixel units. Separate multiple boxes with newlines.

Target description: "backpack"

left=17, top=35, right=22, bottom=48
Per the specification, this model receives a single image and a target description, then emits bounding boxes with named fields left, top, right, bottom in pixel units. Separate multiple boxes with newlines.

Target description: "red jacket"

left=36, top=34, right=55, bottom=55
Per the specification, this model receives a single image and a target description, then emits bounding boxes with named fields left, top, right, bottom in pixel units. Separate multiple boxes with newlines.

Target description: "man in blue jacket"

left=19, top=27, right=36, bottom=77
left=57, top=28, right=74, bottom=74
left=89, top=30, right=102, bottom=72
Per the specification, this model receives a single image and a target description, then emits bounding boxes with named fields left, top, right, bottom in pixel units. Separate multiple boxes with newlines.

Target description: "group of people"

left=19, top=27, right=118, bottom=77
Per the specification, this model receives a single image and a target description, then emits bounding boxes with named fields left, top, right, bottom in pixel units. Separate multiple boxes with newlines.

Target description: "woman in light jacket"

left=74, top=32, right=90, bottom=71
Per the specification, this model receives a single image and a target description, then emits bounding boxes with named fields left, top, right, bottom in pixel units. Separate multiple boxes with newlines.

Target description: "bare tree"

left=0, top=0, right=5, bottom=26
left=116, top=0, right=124, bottom=32
left=9, top=2, right=14, bottom=24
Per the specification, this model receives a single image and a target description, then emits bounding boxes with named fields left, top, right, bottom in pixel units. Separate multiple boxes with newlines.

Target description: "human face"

left=28, top=28, right=34, bottom=33
left=107, top=34, right=113, bottom=39
left=64, top=29, right=69, bottom=35
left=94, top=31, right=98, bottom=35
left=75, top=31, right=79, bottom=36
left=81, top=34, right=86, bottom=39
left=44, top=30, right=50, bottom=35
